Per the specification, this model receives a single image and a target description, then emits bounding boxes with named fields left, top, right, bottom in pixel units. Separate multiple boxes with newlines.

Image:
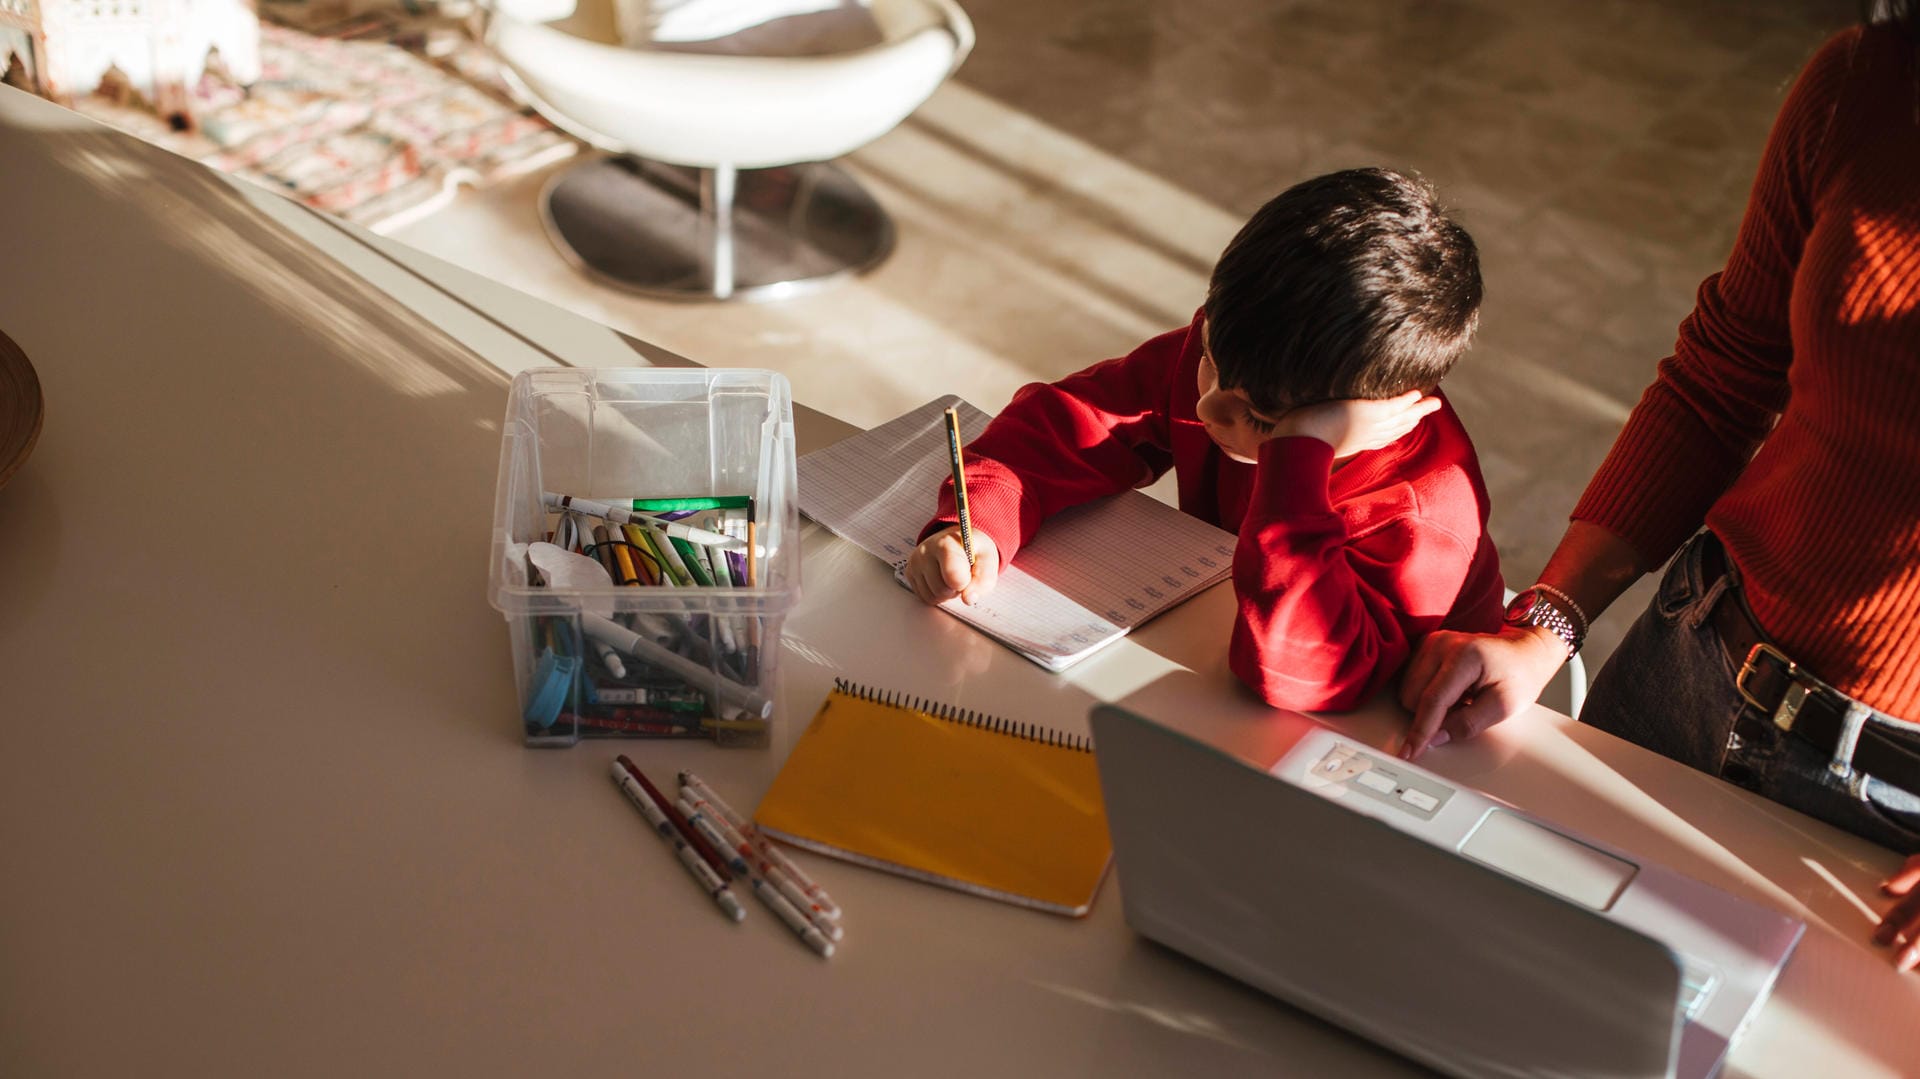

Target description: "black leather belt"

left=1703, top=537, right=1920, bottom=793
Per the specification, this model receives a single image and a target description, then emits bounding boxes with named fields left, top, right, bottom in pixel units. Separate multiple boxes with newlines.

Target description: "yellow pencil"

left=943, top=406, right=975, bottom=569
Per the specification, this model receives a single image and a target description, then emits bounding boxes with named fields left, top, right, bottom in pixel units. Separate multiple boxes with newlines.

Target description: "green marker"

left=669, top=536, right=714, bottom=587
left=639, top=529, right=692, bottom=587
left=626, top=496, right=752, bottom=513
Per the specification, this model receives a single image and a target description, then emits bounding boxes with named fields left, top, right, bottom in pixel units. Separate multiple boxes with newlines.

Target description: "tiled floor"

left=390, top=0, right=1854, bottom=680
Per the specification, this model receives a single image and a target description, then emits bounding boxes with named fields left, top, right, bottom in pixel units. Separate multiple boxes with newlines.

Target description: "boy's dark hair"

left=1203, top=168, right=1481, bottom=415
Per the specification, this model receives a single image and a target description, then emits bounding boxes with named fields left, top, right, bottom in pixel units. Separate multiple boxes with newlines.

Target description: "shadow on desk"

left=0, top=107, right=536, bottom=737
left=1540, top=736, right=1920, bottom=1076
left=1025, top=936, right=1434, bottom=1076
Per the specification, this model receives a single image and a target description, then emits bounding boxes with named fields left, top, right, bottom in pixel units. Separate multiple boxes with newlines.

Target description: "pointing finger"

left=1406, top=651, right=1484, bottom=760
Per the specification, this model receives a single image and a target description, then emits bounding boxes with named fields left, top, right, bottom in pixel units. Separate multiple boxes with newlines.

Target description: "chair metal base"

left=538, top=156, right=895, bottom=302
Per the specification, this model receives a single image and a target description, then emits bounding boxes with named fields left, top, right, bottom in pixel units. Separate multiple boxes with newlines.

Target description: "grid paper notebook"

left=797, top=396, right=1236, bottom=671
left=753, top=680, right=1112, bottom=916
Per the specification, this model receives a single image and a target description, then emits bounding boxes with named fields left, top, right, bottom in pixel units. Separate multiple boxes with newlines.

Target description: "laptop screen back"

left=1091, top=705, right=1685, bottom=1079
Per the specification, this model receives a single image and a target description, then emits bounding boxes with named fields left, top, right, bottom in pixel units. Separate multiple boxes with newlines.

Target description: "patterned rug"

left=71, top=18, right=577, bottom=232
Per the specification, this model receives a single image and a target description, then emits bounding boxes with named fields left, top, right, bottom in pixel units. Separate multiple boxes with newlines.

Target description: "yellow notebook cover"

left=754, top=679, right=1113, bottom=916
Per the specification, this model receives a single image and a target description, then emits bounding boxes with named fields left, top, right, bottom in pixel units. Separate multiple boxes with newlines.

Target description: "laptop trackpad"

left=1460, top=809, right=1639, bottom=911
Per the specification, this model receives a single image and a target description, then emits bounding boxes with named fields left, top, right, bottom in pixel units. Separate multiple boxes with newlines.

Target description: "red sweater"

left=926, top=313, right=1505, bottom=710
left=1573, top=27, right=1920, bottom=719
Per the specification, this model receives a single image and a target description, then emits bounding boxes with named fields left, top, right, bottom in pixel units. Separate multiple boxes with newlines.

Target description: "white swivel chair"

left=484, top=0, right=973, bottom=301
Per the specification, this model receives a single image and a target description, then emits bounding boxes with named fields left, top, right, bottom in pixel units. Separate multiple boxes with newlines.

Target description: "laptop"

left=1089, top=704, right=1803, bottom=1079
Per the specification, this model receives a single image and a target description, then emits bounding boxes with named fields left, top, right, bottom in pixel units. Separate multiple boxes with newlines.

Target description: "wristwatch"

left=1504, top=587, right=1583, bottom=658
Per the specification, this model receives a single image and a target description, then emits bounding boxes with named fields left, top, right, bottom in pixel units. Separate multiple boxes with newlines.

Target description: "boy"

left=905, top=168, right=1504, bottom=711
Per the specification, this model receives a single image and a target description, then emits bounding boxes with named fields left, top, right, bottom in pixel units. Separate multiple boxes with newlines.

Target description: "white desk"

left=1, top=86, right=1915, bottom=1078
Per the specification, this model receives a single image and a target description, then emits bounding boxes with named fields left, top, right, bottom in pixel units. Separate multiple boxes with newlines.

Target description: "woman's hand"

left=904, top=526, right=1000, bottom=606
left=1396, top=623, right=1570, bottom=759
left=1874, top=854, right=1920, bottom=972
left=1277, top=390, right=1443, bottom=457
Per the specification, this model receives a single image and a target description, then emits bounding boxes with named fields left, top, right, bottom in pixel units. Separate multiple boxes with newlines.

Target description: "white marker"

left=590, top=640, right=627, bottom=680
left=581, top=613, right=772, bottom=718
left=681, top=770, right=841, bottom=922
left=698, top=546, right=743, bottom=657
left=681, top=784, right=842, bottom=939
left=751, top=876, right=834, bottom=958
left=611, top=761, right=745, bottom=922
left=677, top=796, right=751, bottom=878
left=544, top=493, right=745, bottom=550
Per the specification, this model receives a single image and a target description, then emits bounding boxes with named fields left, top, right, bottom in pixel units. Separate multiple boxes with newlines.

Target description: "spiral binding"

left=833, top=677, right=1094, bottom=753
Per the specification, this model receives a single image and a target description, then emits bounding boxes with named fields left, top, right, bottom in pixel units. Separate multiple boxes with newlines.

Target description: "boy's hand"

left=904, top=526, right=1000, bottom=606
left=1277, top=390, right=1442, bottom=457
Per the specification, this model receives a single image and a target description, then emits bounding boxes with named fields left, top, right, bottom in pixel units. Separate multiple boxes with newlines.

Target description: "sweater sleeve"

left=1570, top=29, right=1853, bottom=565
left=920, top=324, right=1186, bottom=565
left=1229, top=437, right=1477, bottom=712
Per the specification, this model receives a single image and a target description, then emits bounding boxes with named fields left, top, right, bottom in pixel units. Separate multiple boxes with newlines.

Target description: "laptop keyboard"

left=1678, top=956, right=1719, bottom=1020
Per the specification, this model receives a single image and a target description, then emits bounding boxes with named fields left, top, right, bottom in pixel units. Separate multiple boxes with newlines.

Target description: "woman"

left=1399, top=10, right=1920, bottom=970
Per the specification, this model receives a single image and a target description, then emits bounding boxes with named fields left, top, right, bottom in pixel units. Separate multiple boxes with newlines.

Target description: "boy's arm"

left=923, top=324, right=1188, bottom=565
left=1229, top=437, right=1478, bottom=712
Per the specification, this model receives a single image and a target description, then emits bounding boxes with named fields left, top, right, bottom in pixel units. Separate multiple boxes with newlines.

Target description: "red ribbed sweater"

left=1573, top=26, right=1920, bottom=719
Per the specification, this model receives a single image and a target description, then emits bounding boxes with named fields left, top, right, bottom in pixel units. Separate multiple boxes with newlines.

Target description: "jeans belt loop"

left=1829, top=700, right=1872, bottom=781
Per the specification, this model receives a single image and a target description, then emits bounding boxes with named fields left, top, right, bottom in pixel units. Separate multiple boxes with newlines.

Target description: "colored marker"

left=572, top=714, right=707, bottom=737
left=625, top=495, right=753, bottom=513
left=596, top=526, right=642, bottom=586
left=588, top=524, right=622, bottom=580
left=641, top=528, right=695, bottom=587
left=545, top=493, right=747, bottom=549
left=750, top=876, right=835, bottom=958
left=746, top=496, right=758, bottom=589
left=589, top=686, right=708, bottom=709
left=695, top=547, right=744, bottom=657
left=577, top=704, right=703, bottom=726
left=620, top=758, right=732, bottom=881
left=635, top=513, right=745, bottom=551
left=611, top=758, right=744, bottom=922
left=680, top=770, right=841, bottom=922
left=619, top=524, right=662, bottom=585
left=681, top=783, right=841, bottom=938
left=677, top=796, right=751, bottom=877
left=581, top=614, right=770, bottom=716
left=669, top=536, right=714, bottom=587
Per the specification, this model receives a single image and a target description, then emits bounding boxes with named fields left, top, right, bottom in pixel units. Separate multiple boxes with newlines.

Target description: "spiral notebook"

left=753, top=679, right=1112, bottom=916
left=796, top=396, right=1236, bottom=672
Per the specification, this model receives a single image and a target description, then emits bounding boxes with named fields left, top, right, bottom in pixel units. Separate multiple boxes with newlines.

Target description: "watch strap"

left=1505, top=588, right=1582, bottom=657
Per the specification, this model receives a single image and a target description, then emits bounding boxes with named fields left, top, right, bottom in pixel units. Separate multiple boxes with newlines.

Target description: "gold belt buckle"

left=1737, top=643, right=1809, bottom=732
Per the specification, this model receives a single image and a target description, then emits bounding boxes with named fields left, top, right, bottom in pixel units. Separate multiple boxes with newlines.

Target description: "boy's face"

left=1195, top=324, right=1284, bottom=464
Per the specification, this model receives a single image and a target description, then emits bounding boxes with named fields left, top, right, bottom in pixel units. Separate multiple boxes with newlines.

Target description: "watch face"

left=1504, top=589, right=1539, bottom=621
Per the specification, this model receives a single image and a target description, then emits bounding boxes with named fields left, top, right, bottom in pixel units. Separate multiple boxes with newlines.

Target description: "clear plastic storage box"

left=488, top=367, right=799, bottom=747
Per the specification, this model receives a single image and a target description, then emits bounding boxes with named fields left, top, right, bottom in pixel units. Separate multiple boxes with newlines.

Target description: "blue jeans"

left=1581, top=531, right=1920, bottom=854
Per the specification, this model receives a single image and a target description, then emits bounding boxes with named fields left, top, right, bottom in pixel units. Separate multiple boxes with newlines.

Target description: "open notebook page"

left=797, top=396, right=1235, bottom=671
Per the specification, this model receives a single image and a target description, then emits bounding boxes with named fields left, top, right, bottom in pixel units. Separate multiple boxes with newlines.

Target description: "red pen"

left=616, top=757, right=732, bottom=879
left=566, top=714, right=707, bottom=737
